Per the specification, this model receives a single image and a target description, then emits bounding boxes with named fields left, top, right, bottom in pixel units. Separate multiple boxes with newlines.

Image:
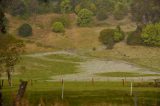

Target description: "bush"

left=113, top=26, right=125, bottom=42
left=77, top=9, right=93, bottom=27
left=53, top=15, right=71, bottom=28
left=99, top=29, right=115, bottom=49
left=141, top=23, right=160, bottom=46
left=52, top=22, right=65, bottom=33
left=18, top=24, right=32, bottom=37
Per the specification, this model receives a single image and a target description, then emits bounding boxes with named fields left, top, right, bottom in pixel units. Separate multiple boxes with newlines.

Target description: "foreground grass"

left=96, top=72, right=160, bottom=77
left=2, top=80, right=160, bottom=106
left=14, top=56, right=78, bottom=80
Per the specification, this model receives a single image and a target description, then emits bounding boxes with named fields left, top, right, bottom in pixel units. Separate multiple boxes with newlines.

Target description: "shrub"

left=52, top=22, right=65, bottom=33
left=113, top=26, right=125, bottom=42
left=77, top=9, right=93, bottom=27
left=141, top=23, right=160, bottom=46
left=18, top=23, right=32, bottom=37
left=99, top=29, right=115, bottom=49
left=53, top=15, right=71, bottom=28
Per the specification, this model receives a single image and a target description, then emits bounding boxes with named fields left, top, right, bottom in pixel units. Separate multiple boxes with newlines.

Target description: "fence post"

left=122, top=79, right=125, bottom=86
left=13, top=80, right=28, bottom=106
left=130, top=82, right=133, bottom=96
left=61, top=79, right=64, bottom=100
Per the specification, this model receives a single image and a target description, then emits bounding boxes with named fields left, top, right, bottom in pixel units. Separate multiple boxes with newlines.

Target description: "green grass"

left=96, top=72, right=160, bottom=77
left=127, top=58, right=160, bottom=72
left=44, top=54, right=85, bottom=62
left=14, top=56, right=78, bottom=80
left=2, top=81, right=160, bottom=106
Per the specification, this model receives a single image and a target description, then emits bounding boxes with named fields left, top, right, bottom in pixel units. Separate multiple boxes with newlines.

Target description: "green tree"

left=99, top=29, right=115, bottom=49
left=60, top=0, right=72, bottom=14
left=18, top=23, right=32, bottom=37
left=95, top=0, right=114, bottom=20
left=52, top=22, right=65, bottom=33
left=9, top=0, right=28, bottom=17
left=75, top=0, right=96, bottom=14
left=0, top=34, right=24, bottom=86
left=77, top=9, right=93, bottom=27
left=0, top=0, right=9, bottom=33
left=141, top=23, right=160, bottom=46
left=131, top=0, right=160, bottom=24
left=113, top=26, right=125, bottom=42
left=113, top=2, right=128, bottom=20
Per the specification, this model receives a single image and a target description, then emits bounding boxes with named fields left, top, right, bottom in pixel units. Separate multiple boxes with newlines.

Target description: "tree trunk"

left=7, top=67, right=12, bottom=87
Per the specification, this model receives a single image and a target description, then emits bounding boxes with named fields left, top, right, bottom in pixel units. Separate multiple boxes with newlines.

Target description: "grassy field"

left=4, top=13, right=160, bottom=106
left=87, top=43, right=160, bottom=72
left=13, top=56, right=79, bottom=80
left=44, top=54, right=85, bottom=62
left=2, top=81, right=160, bottom=106
left=96, top=72, right=160, bottom=77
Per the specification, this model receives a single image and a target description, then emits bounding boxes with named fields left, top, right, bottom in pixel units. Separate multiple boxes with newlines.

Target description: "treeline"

left=7, top=0, right=131, bottom=20
left=1, top=0, right=160, bottom=48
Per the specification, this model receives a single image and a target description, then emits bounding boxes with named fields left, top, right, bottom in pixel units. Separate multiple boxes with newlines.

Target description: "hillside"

left=6, top=13, right=160, bottom=72
left=7, top=13, right=136, bottom=52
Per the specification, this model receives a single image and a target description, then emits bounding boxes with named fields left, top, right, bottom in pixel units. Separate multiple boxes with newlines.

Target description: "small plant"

left=52, top=22, right=65, bottom=33
left=18, top=23, right=32, bottom=37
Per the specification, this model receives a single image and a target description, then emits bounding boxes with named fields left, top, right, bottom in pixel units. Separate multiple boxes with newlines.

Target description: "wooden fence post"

left=122, top=79, right=125, bottom=86
left=61, top=79, right=64, bottom=100
left=130, top=82, right=133, bottom=96
left=13, top=81, right=28, bottom=106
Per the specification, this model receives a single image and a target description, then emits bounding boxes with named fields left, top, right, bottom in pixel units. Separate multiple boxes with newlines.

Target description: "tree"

left=131, top=0, right=160, bottom=24
left=0, top=0, right=9, bottom=33
left=52, top=22, right=65, bottom=33
left=113, top=2, right=128, bottom=20
left=18, top=23, right=32, bottom=37
left=99, top=29, right=115, bottom=49
left=60, top=0, right=72, bottom=14
left=77, top=9, right=93, bottom=27
left=113, top=26, right=125, bottom=42
left=0, top=0, right=25, bottom=87
left=141, top=23, right=160, bottom=46
left=0, top=35, right=24, bottom=86
left=75, top=0, right=96, bottom=14
left=0, top=7, right=7, bottom=33
left=95, top=0, right=114, bottom=20
left=9, top=0, right=28, bottom=18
